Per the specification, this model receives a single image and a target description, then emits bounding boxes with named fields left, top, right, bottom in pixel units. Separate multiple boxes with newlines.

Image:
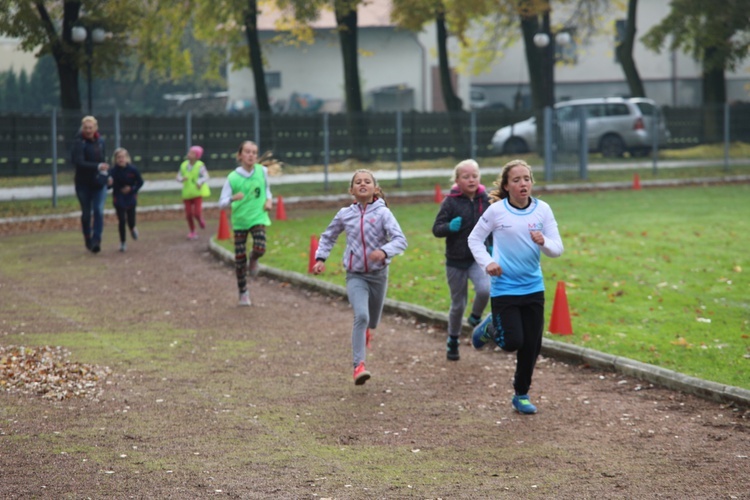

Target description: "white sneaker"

left=238, top=291, right=251, bottom=306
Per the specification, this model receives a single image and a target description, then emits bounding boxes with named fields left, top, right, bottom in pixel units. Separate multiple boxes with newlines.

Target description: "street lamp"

left=71, top=25, right=106, bottom=114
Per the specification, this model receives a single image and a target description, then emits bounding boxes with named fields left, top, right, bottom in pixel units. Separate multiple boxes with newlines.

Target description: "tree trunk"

left=243, top=0, right=271, bottom=113
left=435, top=7, right=466, bottom=156
left=435, top=9, right=462, bottom=112
left=701, top=46, right=726, bottom=143
left=519, top=3, right=550, bottom=155
left=243, top=0, right=274, bottom=151
left=615, top=0, right=646, bottom=98
left=335, top=0, right=369, bottom=160
left=519, top=15, right=543, bottom=114
left=38, top=1, right=81, bottom=113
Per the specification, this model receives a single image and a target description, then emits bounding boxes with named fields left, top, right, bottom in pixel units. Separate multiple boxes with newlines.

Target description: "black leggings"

left=490, top=291, right=545, bottom=396
left=115, top=206, right=136, bottom=243
left=233, top=225, right=267, bottom=292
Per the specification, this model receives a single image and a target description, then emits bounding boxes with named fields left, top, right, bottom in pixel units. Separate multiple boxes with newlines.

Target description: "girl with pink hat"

left=176, top=145, right=211, bottom=239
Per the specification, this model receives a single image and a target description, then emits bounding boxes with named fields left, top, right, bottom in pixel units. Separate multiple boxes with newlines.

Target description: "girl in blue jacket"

left=312, top=170, right=408, bottom=386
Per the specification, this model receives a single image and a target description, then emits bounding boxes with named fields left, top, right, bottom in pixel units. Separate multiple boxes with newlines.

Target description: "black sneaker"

left=446, top=336, right=460, bottom=361
left=91, top=242, right=101, bottom=254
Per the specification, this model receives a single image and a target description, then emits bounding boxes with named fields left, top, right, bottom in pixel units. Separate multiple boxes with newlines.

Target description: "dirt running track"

left=0, top=214, right=748, bottom=499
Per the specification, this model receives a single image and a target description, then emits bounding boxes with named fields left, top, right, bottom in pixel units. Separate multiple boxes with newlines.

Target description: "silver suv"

left=490, top=97, right=670, bottom=157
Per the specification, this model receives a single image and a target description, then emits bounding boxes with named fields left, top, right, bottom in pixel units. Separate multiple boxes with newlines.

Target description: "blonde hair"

left=488, top=159, right=535, bottom=203
left=450, top=159, right=480, bottom=183
left=112, top=147, right=131, bottom=165
left=81, top=115, right=98, bottom=129
left=350, top=169, right=388, bottom=206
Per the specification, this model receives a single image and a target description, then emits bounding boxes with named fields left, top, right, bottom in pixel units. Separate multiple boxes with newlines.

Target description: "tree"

left=515, top=0, right=612, bottom=154
left=3, top=71, right=20, bottom=112
left=642, top=0, right=750, bottom=141
left=29, top=54, right=60, bottom=112
left=0, top=1, right=137, bottom=113
left=642, top=0, right=750, bottom=107
left=276, top=0, right=371, bottom=159
left=17, top=69, right=30, bottom=112
left=615, top=0, right=645, bottom=98
left=392, top=0, right=498, bottom=157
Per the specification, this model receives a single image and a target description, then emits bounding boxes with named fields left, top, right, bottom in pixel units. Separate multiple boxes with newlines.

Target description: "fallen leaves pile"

left=0, top=345, right=111, bottom=401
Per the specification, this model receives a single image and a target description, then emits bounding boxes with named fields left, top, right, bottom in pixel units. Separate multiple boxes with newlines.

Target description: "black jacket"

left=70, top=131, right=107, bottom=190
left=432, top=184, right=491, bottom=268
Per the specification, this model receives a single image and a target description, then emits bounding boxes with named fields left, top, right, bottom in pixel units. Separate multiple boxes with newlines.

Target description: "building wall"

left=0, top=37, right=37, bottom=74
left=228, top=28, right=436, bottom=112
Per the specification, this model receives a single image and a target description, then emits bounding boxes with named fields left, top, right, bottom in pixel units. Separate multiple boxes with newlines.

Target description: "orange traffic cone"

left=434, top=184, right=444, bottom=203
left=548, top=281, right=573, bottom=335
left=308, top=235, right=319, bottom=273
left=217, top=209, right=231, bottom=240
left=276, top=196, right=287, bottom=220
left=632, top=173, right=641, bottom=190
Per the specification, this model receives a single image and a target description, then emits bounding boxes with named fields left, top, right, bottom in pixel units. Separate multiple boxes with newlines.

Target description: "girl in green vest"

left=218, top=141, right=273, bottom=306
left=176, top=145, right=210, bottom=240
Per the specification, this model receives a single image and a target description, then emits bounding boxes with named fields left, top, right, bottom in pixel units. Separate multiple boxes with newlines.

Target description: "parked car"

left=490, top=97, right=670, bottom=157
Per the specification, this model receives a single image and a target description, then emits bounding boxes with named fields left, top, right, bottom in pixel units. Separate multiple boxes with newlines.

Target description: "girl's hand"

left=264, top=199, right=272, bottom=212
left=486, top=262, right=503, bottom=276
left=369, top=249, right=386, bottom=263
left=121, top=185, right=131, bottom=194
left=233, top=192, right=245, bottom=201
left=530, top=230, right=545, bottom=246
left=311, top=261, right=325, bottom=275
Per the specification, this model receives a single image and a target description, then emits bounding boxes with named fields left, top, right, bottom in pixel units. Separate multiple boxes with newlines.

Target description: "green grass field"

left=217, top=184, right=749, bottom=390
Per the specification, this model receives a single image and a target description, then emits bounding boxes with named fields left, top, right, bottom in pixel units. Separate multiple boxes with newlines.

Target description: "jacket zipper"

left=359, top=203, right=369, bottom=273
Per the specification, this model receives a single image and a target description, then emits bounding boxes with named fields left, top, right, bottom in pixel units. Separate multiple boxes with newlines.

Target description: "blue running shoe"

left=471, top=314, right=495, bottom=349
left=512, top=395, right=537, bottom=415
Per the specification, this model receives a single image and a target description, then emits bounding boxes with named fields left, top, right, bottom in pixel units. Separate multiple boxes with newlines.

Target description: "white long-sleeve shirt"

left=468, top=197, right=563, bottom=296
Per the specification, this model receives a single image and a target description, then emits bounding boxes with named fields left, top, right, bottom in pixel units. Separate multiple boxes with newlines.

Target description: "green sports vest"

left=180, top=160, right=206, bottom=200
left=228, top=165, right=272, bottom=230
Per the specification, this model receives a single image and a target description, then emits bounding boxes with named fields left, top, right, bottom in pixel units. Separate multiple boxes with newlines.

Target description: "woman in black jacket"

left=70, top=115, right=109, bottom=253
left=432, top=159, right=491, bottom=361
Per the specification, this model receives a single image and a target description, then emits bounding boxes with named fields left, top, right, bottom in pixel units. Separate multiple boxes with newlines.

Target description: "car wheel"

left=600, top=134, right=625, bottom=158
left=503, top=137, right=529, bottom=155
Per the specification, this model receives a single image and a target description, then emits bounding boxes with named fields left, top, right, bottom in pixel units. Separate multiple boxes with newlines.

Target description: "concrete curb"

left=208, top=238, right=750, bottom=409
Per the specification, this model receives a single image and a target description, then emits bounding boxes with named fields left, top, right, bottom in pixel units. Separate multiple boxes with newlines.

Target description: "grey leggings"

left=446, top=262, right=490, bottom=337
left=345, top=267, right=388, bottom=368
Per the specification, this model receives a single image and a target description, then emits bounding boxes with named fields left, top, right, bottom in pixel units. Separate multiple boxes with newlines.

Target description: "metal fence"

left=1, top=104, right=749, bottom=179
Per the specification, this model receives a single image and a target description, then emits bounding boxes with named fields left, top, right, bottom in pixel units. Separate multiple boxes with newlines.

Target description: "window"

left=265, top=72, right=281, bottom=89
left=605, top=103, right=629, bottom=116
